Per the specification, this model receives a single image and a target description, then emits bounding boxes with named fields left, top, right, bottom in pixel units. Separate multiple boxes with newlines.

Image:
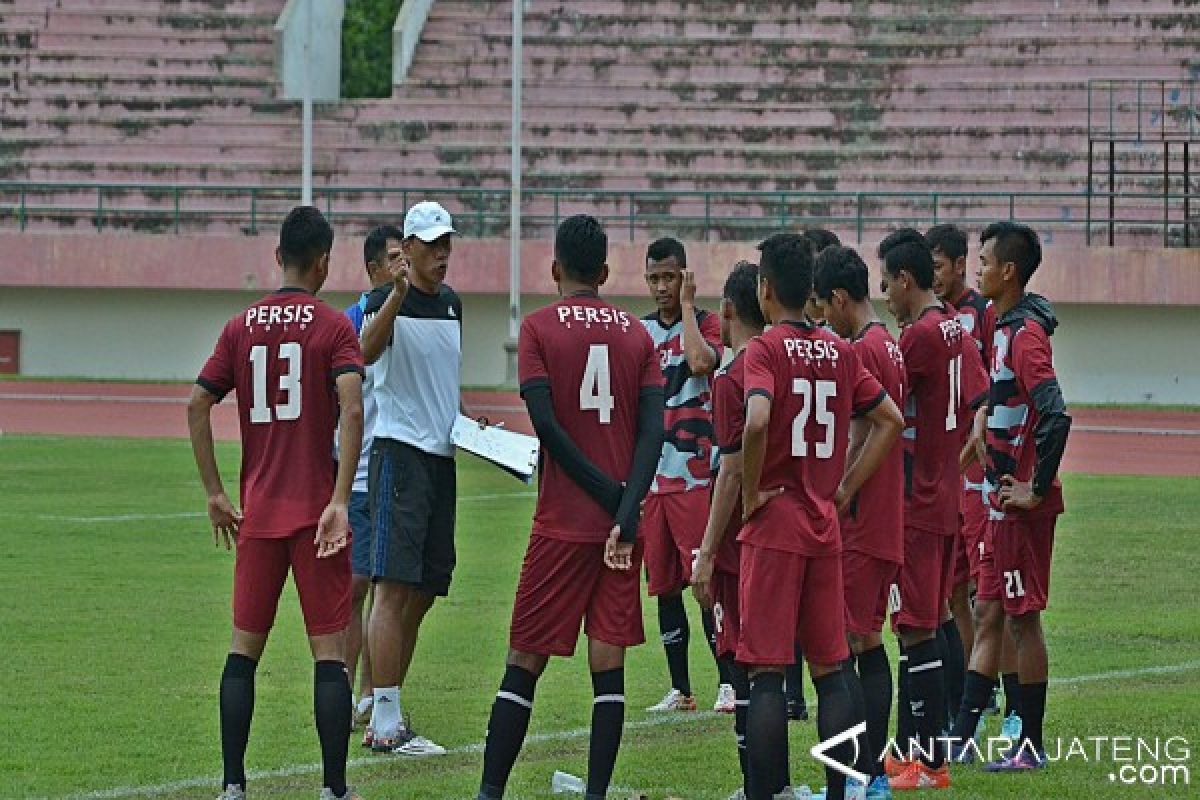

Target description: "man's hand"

left=998, top=475, right=1043, bottom=512
left=742, top=486, right=785, bottom=522
left=691, top=550, right=716, bottom=609
left=207, top=492, right=242, bottom=550
left=385, top=251, right=410, bottom=290
left=680, top=270, right=698, bottom=308
left=603, top=526, right=633, bottom=571
left=314, top=502, right=350, bottom=558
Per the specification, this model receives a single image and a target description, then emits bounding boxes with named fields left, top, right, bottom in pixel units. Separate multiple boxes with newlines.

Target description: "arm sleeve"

left=522, top=384, right=623, bottom=515
left=1015, top=325, right=1071, bottom=497
left=614, top=386, right=666, bottom=542
left=196, top=322, right=235, bottom=401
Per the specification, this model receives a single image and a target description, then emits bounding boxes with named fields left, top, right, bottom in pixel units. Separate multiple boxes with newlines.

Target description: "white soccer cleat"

left=714, top=683, right=737, bottom=713
left=646, top=688, right=697, bottom=712
left=391, top=729, right=447, bottom=757
left=216, top=786, right=245, bottom=800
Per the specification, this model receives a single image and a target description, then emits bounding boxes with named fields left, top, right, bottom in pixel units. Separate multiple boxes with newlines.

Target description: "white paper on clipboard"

left=451, top=414, right=540, bottom=483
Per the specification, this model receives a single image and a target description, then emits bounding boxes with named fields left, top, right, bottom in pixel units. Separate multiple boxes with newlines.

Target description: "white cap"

left=404, top=201, right=456, bottom=242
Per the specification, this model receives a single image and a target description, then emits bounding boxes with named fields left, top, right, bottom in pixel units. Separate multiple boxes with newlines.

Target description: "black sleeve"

left=1030, top=378, right=1072, bottom=498
left=522, top=381, right=623, bottom=516
left=614, top=386, right=666, bottom=543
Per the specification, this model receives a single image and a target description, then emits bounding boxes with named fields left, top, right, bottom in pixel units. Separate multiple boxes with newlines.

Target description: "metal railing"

left=0, top=182, right=1196, bottom=245
left=1088, top=79, right=1200, bottom=142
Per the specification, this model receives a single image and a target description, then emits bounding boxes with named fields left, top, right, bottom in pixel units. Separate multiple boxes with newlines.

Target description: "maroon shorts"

left=949, top=531, right=971, bottom=592
left=960, top=485, right=991, bottom=583
left=977, top=516, right=1057, bottom=616
left=737, top=544, right=848, bottom=668
left=711, top=568, right=741, bottom=658
left=643, top=489, right=710, bottom=595
left=233, top=530, right=351, bottom=636
left=842, top=550, right=901, bottom=637
left=509, top=534, right=645, bottom=657
left=892, top=528, right=955, bottom=633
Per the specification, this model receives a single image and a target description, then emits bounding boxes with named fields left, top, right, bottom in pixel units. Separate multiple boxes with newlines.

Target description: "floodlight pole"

left=301, top=0, right=314, bottom=206
left=504, top=0, right=523, bottom=385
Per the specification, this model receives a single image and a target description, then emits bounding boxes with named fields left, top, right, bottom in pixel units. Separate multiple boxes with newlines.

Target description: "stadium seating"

left=0, top=0, right=1196, bottom=241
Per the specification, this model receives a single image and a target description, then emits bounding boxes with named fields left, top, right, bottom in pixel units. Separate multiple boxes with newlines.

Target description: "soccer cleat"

left=646, top=688, right=697, bottom=712
left=787, top=698, right=809, bottom=721
left=983, top=747, right=1047, bottom=772
left=391, top=727, right=447, bottom=757
left=809, top=777, right=867, bottom=800
left=866, top=775, right=893, bottom=799
left=949, top=739, right=976, bottom=765
left=714, top=683, right=737, bottom=713
left=726, top=789, right=747, bottom=800
left=318, top=788, right=363, bottom=800
left=889, top=760, right=951, bottom=790
left=883, top=751, right=909, bottom=778
left=1000, top=712, right=1023, bottom=742
left=216, top=786, right=245, bottom=800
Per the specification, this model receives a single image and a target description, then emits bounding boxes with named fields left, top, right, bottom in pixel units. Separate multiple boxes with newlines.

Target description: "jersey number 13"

left=249, top=342, right=302, bottom=423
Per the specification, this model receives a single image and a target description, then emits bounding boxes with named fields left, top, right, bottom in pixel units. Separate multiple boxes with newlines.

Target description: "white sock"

left=372, top=686, right=401, bottom=735
left=356, top=694, right=373, bottom=715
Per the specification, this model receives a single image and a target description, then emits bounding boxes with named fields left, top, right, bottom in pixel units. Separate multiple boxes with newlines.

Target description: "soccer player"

left=691, top=260, right=767, bottom=799
left=948, top=222, right=1071, bottom=772
left=342, top=224, right=405, bottom=728
left=877, top=229, right=987, bottom=790
left=359, top=201, right=464, bottom=756
left=187, top=206, right=365, bottom=800
left=814, top=245, right=906, bottom=797
left=640, top=237, right=730, bottom=713
left=739, top=234, right=903, bottom=800
left=476, top=215, right=665, bottom=800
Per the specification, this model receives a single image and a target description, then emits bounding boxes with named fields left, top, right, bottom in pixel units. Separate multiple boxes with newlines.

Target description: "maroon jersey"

left=953, top=287, right=996, bottom=491
left=841, top=322, right=906, bottom=564
left=710, top=350, right=747, bottom=575
left=985, top=304, right=1065, bottom=520
left=197, top=288, right=364, bottom=539
left=900, top=305, right=989, bottom=536
left=741, top=321, right=886, bottom=556
left=519, top=295, right=663, bottom=543
left=640, top=309, right=724, bottom=494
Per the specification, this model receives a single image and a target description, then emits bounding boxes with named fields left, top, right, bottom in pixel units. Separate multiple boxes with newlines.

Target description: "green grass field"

left=1, top=435, right=1198, bottom=799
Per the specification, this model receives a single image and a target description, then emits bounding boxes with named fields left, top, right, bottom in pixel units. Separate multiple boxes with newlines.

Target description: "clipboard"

left=451, top=414, right=540, bottom=484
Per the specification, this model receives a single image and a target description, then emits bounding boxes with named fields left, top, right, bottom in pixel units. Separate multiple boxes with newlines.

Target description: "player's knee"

left=506, top=649, right=548, bottom=678
left=1005, top=610, right=1041, bottom=643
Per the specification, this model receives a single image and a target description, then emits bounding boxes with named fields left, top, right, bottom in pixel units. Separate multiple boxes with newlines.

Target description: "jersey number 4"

left=580, top=344, right=614, bottom=424
left=792, top=378, right=836, bottom=458
left=249, top=342, right=302, bottom=423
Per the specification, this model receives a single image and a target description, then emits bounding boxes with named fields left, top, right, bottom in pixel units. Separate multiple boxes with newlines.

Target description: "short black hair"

left=279, top=206, right=334, bottom=271
left=801, top=228, right=842, bottom=254
left=646, top=236, right=686, bottom=268
left=555, top=214, right=608, bottom=282
left=722, top=260, right=766, bottom=329
left=814, top=246, right=870, bottom=302
left=364, top=224, right=403, bottom=268
left=877, top=227, right=934, bottom=289
left=981, top=221, right=1042, bottom=285
left=756, top=233, right=815, bottom=310
left=925, top=223, right=968, bottom=261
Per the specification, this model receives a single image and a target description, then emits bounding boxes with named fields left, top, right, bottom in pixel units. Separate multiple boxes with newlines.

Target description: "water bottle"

left=550, top=770, right=586, bottom=794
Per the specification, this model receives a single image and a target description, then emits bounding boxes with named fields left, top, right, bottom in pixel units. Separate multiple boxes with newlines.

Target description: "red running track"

left=1, top=381, right=1196, bottom=477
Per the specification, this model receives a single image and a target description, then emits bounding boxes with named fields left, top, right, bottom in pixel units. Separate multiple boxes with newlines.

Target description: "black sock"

left=895, top=641, right=914, bottom=756
left=479, top=665, right=538, bottom=799
left=658, top=594, right=691, bottom=696
left=314, top=660, right=352, bottom=797
left=950, top=670, right=996, bottom=744
left=219, top=653, right=257, bottom=790
left=940, top=620, right=965, bottom=725
left=746, top=671, right=788, bottom=799
left=702, top=609, right=733, bottom=686
left=841, top=659, right=875, bottom=783
left=815, top=670, right=862, bottom=800
left=1002, top=672, right=1021, bottom=718
left=856, top=645, right=893, bottom=779
left=587, top=668, right=625, bottom=797
left=1018, top=681, right=1048, bottom=754
left=730, top=662, right=752, bottom=794
left=905, top=639, right=946, bottom=768
left=785, top=644, right=806, bottom=705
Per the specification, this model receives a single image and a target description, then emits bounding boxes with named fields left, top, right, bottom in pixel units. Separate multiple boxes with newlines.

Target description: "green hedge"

left=341, top=0, right=402, bottom=98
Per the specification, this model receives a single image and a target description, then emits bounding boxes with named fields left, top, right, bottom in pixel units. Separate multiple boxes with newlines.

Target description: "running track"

left=1, top=381, right=1196, bottom=477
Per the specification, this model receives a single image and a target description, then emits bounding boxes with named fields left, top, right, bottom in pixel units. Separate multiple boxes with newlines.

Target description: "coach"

left=358, top=200, right=463, bottom=756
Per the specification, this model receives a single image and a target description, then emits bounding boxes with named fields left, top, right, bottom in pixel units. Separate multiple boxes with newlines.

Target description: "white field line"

left=23, top=494, right=535, bottom=524
left=0, top=392, right=187, bottom=404
left=60, top=659, right=1200, bottom=800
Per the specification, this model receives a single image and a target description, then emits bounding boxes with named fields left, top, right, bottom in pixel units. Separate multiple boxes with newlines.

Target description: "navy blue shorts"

left=349, top=490, right=372, bottom=577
